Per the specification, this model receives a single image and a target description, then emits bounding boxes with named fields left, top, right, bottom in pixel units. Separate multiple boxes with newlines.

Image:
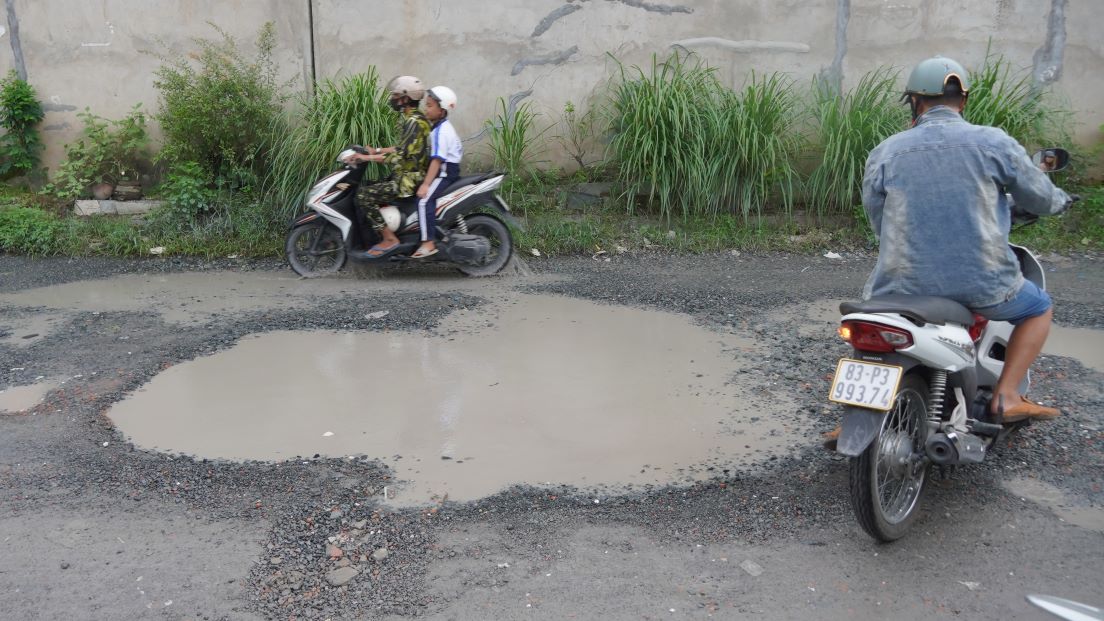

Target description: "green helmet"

left=904, top=56, right=970, bottom=97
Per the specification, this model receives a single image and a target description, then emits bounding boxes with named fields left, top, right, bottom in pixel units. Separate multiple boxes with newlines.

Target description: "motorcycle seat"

left=440, top=173, right=498, bottom=195
left=840, top=294, right=974, bottom=326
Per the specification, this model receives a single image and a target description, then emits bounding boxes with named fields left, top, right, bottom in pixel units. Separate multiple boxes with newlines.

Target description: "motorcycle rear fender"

left=836, top=353, right=921, bottom=457
left=837, top=407, right=888, bottom=457
left=443, top=193, right=523, bottom=230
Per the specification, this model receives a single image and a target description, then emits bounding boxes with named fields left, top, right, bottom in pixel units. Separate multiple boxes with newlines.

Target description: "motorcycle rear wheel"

left=849, top=373, right=930, bottom=542
left=286, top=222, right=347, bottom=277
left=455, top=214, right=512, bottom=277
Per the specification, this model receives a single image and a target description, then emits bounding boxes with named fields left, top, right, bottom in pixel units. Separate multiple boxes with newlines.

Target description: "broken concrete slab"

left=74, top=200, right=164, bottom=217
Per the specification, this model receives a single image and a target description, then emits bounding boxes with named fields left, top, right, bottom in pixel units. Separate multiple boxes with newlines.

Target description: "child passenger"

left=412, top=86, right=463, bottom=259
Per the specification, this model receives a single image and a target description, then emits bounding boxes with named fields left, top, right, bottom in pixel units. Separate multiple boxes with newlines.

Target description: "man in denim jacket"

left=861, top=56, right=1074, bottom=422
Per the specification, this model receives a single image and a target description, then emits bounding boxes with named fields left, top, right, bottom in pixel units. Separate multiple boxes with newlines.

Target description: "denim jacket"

left=861, top=106, right=1070, bottom=308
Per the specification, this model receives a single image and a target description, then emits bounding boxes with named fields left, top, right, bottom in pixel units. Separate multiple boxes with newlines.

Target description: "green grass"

left=1009, top=183, right=1104, bottom=251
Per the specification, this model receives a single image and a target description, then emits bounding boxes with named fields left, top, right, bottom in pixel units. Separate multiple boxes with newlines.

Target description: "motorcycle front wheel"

left=455, top=214, right=512, bottom=277
left=286, top=221, right=347, bottom=277
left=849, top=373, right=930, bottom=542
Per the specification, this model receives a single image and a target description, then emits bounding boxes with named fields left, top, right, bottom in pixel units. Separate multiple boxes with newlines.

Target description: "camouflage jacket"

left=385, top=108, right=431, bottom=197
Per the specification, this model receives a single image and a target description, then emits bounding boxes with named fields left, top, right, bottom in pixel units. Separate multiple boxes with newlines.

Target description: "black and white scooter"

left=285, top=146, right=515, bottom=277
left=828, top=148, right=1076, bottom=541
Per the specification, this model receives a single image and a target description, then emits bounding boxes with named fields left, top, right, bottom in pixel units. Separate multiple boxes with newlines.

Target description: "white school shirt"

left=429, top=118, right=463, bottom=167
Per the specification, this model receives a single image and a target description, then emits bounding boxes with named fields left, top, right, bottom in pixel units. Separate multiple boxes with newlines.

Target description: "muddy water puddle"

left=0, top=270, right=555, bottom=325
left=1003, top=477, right=1104, bottom=532
left=108, top=294, right=803, bottom=506
left=0, top=379, right=61, bottom=413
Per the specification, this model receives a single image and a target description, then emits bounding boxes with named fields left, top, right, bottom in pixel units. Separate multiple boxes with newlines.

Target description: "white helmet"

left=427, top=86, right=458, bottom=113
left=387, top=75, right=425, bottom=101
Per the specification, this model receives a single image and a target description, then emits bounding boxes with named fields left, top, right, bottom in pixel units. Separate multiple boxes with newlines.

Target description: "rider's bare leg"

left=991, top=308, right=1054, bottom=415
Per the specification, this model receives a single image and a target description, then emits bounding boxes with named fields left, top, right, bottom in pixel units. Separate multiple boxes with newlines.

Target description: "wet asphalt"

left=0, top=251, right=1101, bottom=620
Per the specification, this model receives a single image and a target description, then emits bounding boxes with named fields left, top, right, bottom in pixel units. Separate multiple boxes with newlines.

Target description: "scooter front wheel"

left=849, top=373, right=930, bottom=542
left=286, top=222, right=347, bottom=277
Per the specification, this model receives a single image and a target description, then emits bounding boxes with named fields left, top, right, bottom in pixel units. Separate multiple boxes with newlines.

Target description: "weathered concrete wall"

left=2, top=0, right=1101, bottom=174
left=0, top=0, right=313, bottom=172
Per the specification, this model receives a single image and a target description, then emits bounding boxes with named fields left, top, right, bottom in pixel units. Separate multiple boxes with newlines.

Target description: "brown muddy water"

left=0, top=379, right=61, bottom=413
left=1003, top=476, right=1104, bottom=532
left=0, top=270, right=549, bottom=325
left=107, top=294, right=803, bottom=506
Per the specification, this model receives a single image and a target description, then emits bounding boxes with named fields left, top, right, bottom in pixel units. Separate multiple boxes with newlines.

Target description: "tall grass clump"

left=608, top=53, right=803, bottom=220
left=264, top=70, right=396, bottom=222
left=709, top=72, right=804, bottom=219
left=965, top=48, right=1070, bottom=148
left=485, top=97, right=548, bottom=181
left=805, top=67, right=906, bottom=215
left=607, top=52, right=720, bottom=218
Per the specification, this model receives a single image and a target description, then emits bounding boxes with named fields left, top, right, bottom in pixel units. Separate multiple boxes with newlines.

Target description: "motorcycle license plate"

left=829, top=359, right=903, bottom=411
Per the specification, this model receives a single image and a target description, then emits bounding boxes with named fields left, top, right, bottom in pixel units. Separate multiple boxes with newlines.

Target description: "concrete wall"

left=2, top=0, right=1101, bottom=174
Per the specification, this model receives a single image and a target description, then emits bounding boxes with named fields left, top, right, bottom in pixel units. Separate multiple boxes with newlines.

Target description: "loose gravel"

left=1, top=251, right=1100, bottom=620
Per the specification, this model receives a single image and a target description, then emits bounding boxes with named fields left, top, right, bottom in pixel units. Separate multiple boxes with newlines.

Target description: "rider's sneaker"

left=999, top=397, right=1061, bottom=423
left=822, top=426, right=841, bottom=451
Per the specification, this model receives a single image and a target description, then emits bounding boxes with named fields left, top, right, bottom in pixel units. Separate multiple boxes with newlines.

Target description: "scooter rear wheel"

left=286, top=222, right=347, bottom=277
left=849, top=373, right=930, bottom=541
left=456, top=214, right=513, bottom=277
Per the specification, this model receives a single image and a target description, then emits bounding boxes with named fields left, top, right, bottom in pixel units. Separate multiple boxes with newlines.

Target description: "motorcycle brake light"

left=968, top=313, right=989, bottom=342
left=838, top=320, right=914, bottom=353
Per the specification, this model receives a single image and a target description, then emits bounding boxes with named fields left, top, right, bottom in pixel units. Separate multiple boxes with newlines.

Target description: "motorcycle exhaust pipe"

left=926, top=433, right=959, bottom=465
left=926, top=431, right=987, bottom=465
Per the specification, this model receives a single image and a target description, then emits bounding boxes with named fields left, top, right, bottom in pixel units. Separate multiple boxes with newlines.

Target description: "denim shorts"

left=972, top=280, right=1052, bottom=325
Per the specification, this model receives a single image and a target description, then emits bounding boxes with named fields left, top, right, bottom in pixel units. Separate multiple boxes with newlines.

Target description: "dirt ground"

left=1, top=252, right=1101, bottom=620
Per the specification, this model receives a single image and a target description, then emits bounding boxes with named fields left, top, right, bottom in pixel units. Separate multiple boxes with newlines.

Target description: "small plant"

left=555, top=101, right=600, bottom=171
left=157, top=160, right=216, bottom=218
left=44, top=105, right=149, bottom=199
left=0, top=71, right=44, bottom=179
left=151, top=22, right=289, bottom=187
left=264, top=70, right=396, bottom=223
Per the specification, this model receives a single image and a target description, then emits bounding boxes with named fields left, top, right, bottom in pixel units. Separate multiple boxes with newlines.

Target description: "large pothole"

left=107, top=293, right=806, bottom=506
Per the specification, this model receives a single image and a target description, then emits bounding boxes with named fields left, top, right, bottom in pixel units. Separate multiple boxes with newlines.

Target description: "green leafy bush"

left=805, top=67, right=906, bottom=216
left=157, top=160, right=216, bottom=218
left=0, top=71, right=44, bottom=179
left=264, top=70, right=396, bottom=223
left=0, top=206, right=64, bottom=254
left=152, top=22, right=288, bottom=188
left=44, top=105, right=149, bottom=199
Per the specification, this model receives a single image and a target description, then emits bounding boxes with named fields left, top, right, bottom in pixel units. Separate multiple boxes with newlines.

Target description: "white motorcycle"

left=829, top=148, right=1076, bottom=541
